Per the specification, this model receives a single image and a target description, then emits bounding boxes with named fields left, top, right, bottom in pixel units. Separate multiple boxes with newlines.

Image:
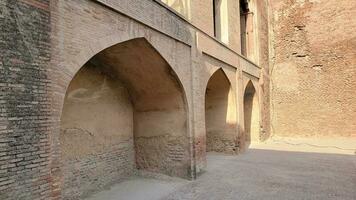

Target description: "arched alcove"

left=60, top=38, right=189, bottom=199
left=243, top=80, right=260, bottom=146
left=204, top=69, right=237, bottom=154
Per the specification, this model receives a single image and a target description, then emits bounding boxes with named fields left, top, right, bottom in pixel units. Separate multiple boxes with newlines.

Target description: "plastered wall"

left=205, top=69, right=237, bottom=154
left=50, top=0, right=193, bottom=198
left=60, top=62, right=135, bottom=199
left=243, top=81, right=260, bottom=143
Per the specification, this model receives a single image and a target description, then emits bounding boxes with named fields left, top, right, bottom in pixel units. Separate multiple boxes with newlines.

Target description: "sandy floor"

left=85, top=139, right=356, bottom=200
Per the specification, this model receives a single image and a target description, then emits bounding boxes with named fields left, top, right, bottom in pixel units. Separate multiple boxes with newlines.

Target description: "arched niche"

left=60, top=38, right=189, bottom=199
left=243, top=80, right=260, bottom=146
left=204, top=68, right=237, bottom=154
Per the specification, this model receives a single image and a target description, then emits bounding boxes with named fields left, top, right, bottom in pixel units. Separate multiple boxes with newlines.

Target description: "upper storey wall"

left=159, top=0, right=244, bottom=54
left=101, top=0, right=264, bottom=76
left=158, top=0, right=270, bottom=142
left=158, top=0, right=270, bottom=69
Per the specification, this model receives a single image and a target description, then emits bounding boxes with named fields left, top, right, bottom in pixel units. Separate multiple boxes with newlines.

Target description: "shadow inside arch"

left=243, top=80, right=260, bottom=149
left=204, top=68, right=238, bottom=155
left=59, top=37, right=190, bottom=199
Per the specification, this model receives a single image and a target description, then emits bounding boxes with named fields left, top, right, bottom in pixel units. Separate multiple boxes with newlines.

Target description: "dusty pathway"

left=86, top=142, right=356, bottom=200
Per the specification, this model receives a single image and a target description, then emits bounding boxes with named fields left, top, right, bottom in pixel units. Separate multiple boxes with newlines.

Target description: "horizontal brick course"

left=0, top=0, right=271, bottom=199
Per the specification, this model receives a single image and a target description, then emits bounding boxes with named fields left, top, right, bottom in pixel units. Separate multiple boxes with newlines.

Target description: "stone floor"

left=86, top=139, right=356, bottom=200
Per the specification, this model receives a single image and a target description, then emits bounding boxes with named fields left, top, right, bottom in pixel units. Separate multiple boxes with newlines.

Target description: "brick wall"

left=0, top=0, right=269, bottom=199
left=59, top=62, right=136, bottom=199
left=270, top=0, right=356, bottom=137
left=256, top=0, right=271, bottom=141
left=62, top=141, right=135, bottom=199
left=0, top=0, right=54, bottom=199
left=49, top=0, right=194, bottom=197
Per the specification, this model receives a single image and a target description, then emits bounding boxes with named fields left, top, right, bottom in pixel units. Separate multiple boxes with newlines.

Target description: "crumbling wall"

left=134, top=96, right=189, bottom=177
left=59, top=37, right=191, bottom=199
left=271, top=0, right=356, bottom=137
left=92, top=39, right=190, bottom=179
left=60, top=63, right=135, bottom=199
left=135, top=134, right=189, bottom=177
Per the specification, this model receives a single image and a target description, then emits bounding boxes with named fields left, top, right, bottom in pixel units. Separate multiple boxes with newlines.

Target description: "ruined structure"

left=0, top=0, right=354, bottom=199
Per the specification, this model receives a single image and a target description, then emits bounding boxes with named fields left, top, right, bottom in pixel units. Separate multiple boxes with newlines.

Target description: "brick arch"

left=57, top=35, right=191, bottom=136
left=57, top=37, right=191, bottom=199
left=66, top=35, right=188, bottom=95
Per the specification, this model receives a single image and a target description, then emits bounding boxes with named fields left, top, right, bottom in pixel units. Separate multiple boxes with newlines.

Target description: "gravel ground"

left=86, top=141, right=356, bottom=200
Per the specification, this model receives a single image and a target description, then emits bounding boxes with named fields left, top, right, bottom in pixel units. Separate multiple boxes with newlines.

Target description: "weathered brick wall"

left=0, top=0, right=54, bottom=199
left=62, top=142, right=135, bottom=199
left=59, top=62, right=136, bottom=199
left=270, top=0, right=356, bottom=137
left=0, top=0, right=269, bottom=198
left=96, top=0, right=192, bottom=45
left=256, top=0, right=271, bottom=140
left=192, top=54, right=238, bottom=172
left=50, top=0, right=193, bottom=195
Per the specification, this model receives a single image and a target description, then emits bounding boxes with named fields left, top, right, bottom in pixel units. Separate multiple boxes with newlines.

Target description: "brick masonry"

left=0, top=0, right=270, bottom=199
left=2, top=0, right=354, bottom=198
left=0, top=0, right=53, bottom=199
left=270, top=0, right=356, bottom=137
left=62, top=141, right=135, bottom=199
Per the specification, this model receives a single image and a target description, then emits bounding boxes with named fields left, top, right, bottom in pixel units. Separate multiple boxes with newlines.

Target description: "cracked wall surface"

left=270, top=0, right=356, bottom=137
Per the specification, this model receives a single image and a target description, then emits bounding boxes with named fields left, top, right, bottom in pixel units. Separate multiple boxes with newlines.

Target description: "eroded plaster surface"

left=205, top=69, right=237, bottom=153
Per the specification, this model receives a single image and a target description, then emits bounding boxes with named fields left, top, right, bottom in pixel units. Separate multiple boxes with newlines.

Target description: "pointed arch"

left=204, top=68, right=237, bottom=154
left=59, top=37, right=190, bottom=199
left=243, top=80, right=260, bottom=146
